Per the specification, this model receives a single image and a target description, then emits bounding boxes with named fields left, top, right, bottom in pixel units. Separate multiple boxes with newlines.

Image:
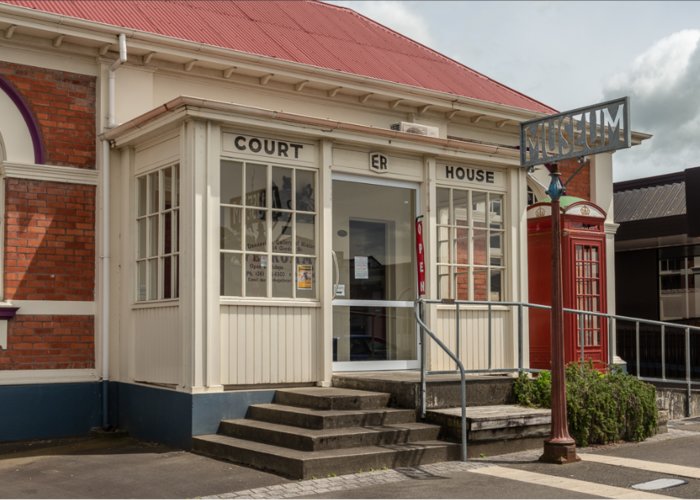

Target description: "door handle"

left=331, top=250, right=340, bottom=299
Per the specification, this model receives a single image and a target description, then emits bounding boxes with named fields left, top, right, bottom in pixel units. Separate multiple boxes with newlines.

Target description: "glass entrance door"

left=332, top=177, right=418, bottom=370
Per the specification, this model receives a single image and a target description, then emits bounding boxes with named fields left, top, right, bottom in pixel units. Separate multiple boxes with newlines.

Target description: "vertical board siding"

left=431, top=307, right=513, bottom=372
left=134, top=306, right=181, bottom=384
left=221, top=305, right=319, bottom=385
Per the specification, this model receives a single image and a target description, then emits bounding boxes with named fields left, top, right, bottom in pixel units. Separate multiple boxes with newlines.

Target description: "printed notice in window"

left=354, top=256, right=368, bottom=280
left=297, top=264, right=313, bottom=290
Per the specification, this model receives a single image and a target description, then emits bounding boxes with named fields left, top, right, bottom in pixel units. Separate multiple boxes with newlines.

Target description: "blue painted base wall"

left=0, top=382, right=102, bottom=443
left=0, top=381, right=275, bottom=449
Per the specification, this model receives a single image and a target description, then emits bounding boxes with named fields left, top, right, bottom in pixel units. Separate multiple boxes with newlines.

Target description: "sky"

left=331, top=1, right=700, bottom=182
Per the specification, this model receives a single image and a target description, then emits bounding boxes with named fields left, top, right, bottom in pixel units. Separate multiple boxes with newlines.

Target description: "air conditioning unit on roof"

left=391, top=121, right=439, bottom=138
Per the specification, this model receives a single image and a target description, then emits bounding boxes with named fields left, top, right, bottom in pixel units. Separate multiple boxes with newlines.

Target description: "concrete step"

left=332, top=372, right=516, bottom=409
left=248, top=403, right=417, bottom=430
left=426, top=404, right=551, bottom=458
left=193, top=433, right=460, bottom=479
left=219, top=419, right=440, bottom=451
left=274, top=387, right=391, bottom=410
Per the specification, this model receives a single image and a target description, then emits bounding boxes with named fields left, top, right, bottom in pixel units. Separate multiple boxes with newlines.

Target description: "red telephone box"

left=527, top=197, right=608, bottom=370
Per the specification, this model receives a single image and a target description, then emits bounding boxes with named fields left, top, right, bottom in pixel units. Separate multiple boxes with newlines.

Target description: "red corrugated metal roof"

left=0, top=0, right=555, bottom=114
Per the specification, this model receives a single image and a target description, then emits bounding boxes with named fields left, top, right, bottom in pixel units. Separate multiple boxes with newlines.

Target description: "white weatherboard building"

left=0, top=0, right=646, bottom=447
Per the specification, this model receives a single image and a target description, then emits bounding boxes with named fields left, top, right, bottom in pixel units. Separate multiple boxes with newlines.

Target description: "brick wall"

left=560, top=158, right=591, bottom=199
left=0, top=315, right=94, bottom=370
left=5, top=179, right=96, bottom=301
left=0, top=61, right=96, bottom=169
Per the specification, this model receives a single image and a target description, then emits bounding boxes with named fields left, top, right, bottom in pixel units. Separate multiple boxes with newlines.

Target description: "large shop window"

left=436, top=187, right=505, bottom=301
left=659, top=245, right=700, bottom=320
left=220, top=160, right=316, bottom=299
left=136, top=164, right=180, bottom=302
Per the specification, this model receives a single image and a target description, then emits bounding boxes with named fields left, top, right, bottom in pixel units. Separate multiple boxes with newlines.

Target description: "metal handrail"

left=414, top=299, right=468, bottom=461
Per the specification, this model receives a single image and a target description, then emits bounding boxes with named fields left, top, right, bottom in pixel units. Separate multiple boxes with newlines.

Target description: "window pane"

left=437, top=225, right=451, bottom=264
left=296, top=214, right=315, bottom=255
left=473, top=267, right=488, bottom=300
left=296, top=169, right=315, bottom=211
left=163, top=256, right=172, bottom=299
left=220, top=253, right=242, bottom=296
left=437, top=265, right=451, bottom=299
left=437, top=188, right=450, bottom=225
left=221, top=160, right=243, bottom=205
left=455, top=227, right=469, bottom=265
left=163, top=167, right=173, bottom=210
left=137, top=261, right=147, bottom=301
left=174, top=210, right=179, bottom=253
left=173, top=255, right=179, bottom=299
left=148, top=215, right=158, bottom=257
left=490, top=232, right=503, bottom=266
left=473, top=229, right=488, bottom=266
left=148, top=259, right=158, bottom=300
left=271, top=211, right=293, bottom=253
left=137, top=219, right=147, bottom=259
left=173, top=164, right=180, bottom=207
left=245, top=163, right=267, bottom=207
left=137, top=176, right=147, bottom=217
left=148, top=172, right=159, bottom=214
left=296, top=257, right=316, bottom=299
left=220, top=206, right=242, bottom=251
left=246, top=209, right=267, bottom=252
left=453, top=189, right=468, bottom=227
left=163, top=212, right=172, bottom=254
left=472, top=192, right=487, bottom=228
left=489, top=194, right=503, bottom=229
left=272, top=167, right=293, bottom=210
left=490, top=269, right=503, bottom=301
left=272, top=255, right=293, bottom=298
left=455, top=269, right=469, bottom=300
left=246, top=254, right=267, bottom=297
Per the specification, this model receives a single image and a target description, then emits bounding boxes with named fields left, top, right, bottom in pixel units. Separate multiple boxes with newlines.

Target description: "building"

left=0, top=0, right=644, bottom=448
left=614, top=166, right=700, bottom=378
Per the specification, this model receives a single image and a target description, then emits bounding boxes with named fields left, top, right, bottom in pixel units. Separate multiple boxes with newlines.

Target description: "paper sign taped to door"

left=354, top=256, right=368, bottom=279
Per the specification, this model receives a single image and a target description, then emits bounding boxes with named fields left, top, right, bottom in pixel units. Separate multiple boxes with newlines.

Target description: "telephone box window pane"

left=137, top=176, right=147, bottom=217
left=437, top=188, right=450, bottom=225
left=220, top=253, right=242, bottom=296
left=246, top=163, right=267, bottom=207
left=273, top=167, right=293, bottom=210
left=296, top=170, right=315, bottom=211
left=296, top=214, right=315, bottom=255
left=453, top=190, right=468, bottom=227
left=296, top=257, right=316, bottom=299
left=246, top=209, right=267, bottom=252
left=220, top=207, right=242, bottom=250
left=245, top=254, right=267, bottom=297
left=271, top=211, right=293, bottom=253
left=221, top=160, right=243, bottom=205
left=272, top=255, right=293, bottom=298
left=472, top=192, right=487, bottom=228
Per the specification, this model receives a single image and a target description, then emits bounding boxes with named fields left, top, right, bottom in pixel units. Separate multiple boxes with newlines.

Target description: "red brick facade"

left=0, top=62, right=97, bottom=371
left=0, top=315, right=94, bottom=370
left=560, top=158, right=591, bottom=200
left=0, top=61, right=96, bottom=169
left=4, top=179, right=96, bottom=301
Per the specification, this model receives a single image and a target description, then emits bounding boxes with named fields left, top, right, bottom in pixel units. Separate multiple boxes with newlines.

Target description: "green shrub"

left=514, top=363, right=657, bottom=447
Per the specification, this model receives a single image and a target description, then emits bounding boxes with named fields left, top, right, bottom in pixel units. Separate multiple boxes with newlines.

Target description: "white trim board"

left=11, top=300, right=96, bottom=316
left=1, top=162, right=99, bottom=185
left=0, top=368, right=99, bottom=385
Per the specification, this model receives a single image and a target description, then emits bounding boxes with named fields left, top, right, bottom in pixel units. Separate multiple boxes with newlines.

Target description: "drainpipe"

left=101, top=33, right=127, bottom=429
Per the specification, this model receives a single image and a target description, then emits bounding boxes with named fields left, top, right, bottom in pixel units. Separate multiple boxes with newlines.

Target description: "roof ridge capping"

left=317, top=0, right=557, bottom=114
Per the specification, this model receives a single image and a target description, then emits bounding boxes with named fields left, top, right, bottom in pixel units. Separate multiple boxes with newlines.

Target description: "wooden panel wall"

left=134, top=306, right=181, bottom=384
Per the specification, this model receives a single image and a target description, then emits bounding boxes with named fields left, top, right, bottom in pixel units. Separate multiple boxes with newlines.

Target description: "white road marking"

left=470, top=465, right=675, bottom=499
left=580, top=453, right=700, bottom=480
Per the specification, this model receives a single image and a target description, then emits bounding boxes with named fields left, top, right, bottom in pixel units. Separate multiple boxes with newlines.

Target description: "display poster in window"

left=297, top=264, right=313, bottom=290
left=354, top=256, right=369, bottom=280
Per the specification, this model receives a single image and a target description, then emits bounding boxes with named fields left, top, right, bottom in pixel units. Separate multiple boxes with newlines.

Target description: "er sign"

left=520, top=97, right=631, bottom=168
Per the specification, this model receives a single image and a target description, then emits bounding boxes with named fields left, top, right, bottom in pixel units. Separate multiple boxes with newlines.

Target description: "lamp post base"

left=540, top=440, right=580, bottom=464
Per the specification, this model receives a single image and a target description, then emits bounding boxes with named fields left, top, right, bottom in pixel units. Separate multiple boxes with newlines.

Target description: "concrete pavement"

left=1, top=418, right=699, bottom=498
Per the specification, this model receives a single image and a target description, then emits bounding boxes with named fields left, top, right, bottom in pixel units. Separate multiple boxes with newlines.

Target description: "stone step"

left=193, top=434, right=460, bottom=479
left=219, top=418, right=440, bottom=451
left=248, top=403, right=417, bottom=430
left=273, top=387, right=391, bottom=410
left=426, top=404, right=551, bottom=458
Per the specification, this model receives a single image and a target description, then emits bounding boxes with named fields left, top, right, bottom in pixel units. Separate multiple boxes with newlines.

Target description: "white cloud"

left=331, top=1, right=435, bottom=47
left=604, top=30, right=700, bottom=180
